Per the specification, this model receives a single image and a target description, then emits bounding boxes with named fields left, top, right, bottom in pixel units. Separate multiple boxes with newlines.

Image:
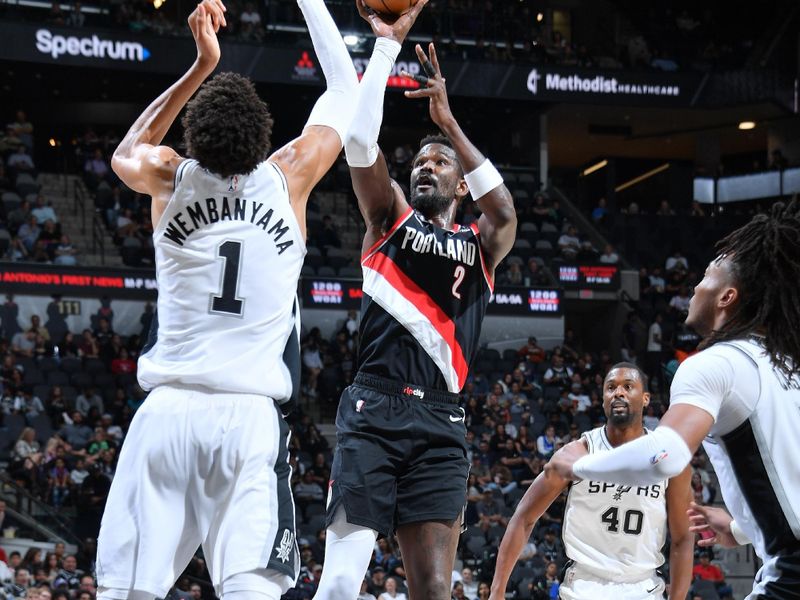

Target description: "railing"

left=71, top=176, right=107, bottom=264
left=0, top=473, right=83, bottom=548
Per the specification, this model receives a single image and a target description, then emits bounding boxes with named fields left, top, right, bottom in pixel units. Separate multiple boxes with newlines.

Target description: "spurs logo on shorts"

left=275, top=529, right=294, bottom=563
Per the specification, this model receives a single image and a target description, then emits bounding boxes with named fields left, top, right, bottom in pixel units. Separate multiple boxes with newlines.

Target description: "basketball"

left=363, top=0, right=418, bottom=17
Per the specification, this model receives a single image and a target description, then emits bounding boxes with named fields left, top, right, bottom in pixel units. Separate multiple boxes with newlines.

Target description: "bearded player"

left=313, top=3, right=516, bottom=599
left=548, top=201, right=800, bottom=599
left=490, top=364, right=693, bottom=600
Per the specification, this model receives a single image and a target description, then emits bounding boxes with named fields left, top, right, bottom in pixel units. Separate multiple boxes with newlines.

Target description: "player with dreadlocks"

left=547, top=200, right=800, bottom=599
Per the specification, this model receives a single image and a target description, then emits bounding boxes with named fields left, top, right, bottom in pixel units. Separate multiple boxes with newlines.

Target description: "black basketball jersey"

left=358, top=207, right=493, bottom=393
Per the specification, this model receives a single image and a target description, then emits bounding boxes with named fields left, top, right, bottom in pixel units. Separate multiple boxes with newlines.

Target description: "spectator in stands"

left=14, top=389, right=45, bottom=419
left=543, top=355, right=573, bottom=391
left=646, top=313, right=664, bottom=392
left=358, top=578, right=377, bottom=600
left=537, top=527, right=564, bottom=563
left=70, top=459, right=89, bottom=488
left=293, top=470, right=324, bottom=519
left=368, top=568, right=387, bottom=597
left=46, top=0, right=66, bottom=25
left=37, top=220, right=60, bottom=259
left=54, top=555, right=82, bottom=590
left=498, top=262, right=523, bottom=286
left=11, top=428, right=43, bottom=494
left=451, top=581, right=465, bottom=600
left=53, top=235, right=78, bottom=266
left=648, top=267, right=666, bottom=296
left=240, top=2, right=264, bottom=41
left=536, top=425, right=557, bottom=458
left=459, top=568, right=477, bottom=599
left=78, top=330, right=99, bottom=359
left=301, top=331, right=323, bottom=397
left=57, top=411, right=93, bottom=449
left=531, top=561, right=560, bottom=600
left=669, top=285, right=691, bottom=317
left=66, top=2, right=85, bottom=27
left=691, top=551, right=733, bottom=599
left=8, top=567, right=32, bottom=597
left=655, top=200, right=676, bottom=216
left=18, top=216, right=41, bottom=252
left=75, top=387, right=104, bottom=417
left=665, top=249, right=689, bottom=273
left=110, top=348, right=136, bottom=375
left=31, top=196, right=57, bottom=225
left=557, top=225, right=580, bottom=260
left=599, top=244, right=619, bottom=264
left=7, top=146, right=35, bottom=175
left=7, top=199, right=30, bottom=235
left=591, top=198, right=607, bottom=223
left=8, top=110, right=33, bottom=155
left=643, top=405, right=660, bottom=430
left=48, top=457, right=71, bottom=508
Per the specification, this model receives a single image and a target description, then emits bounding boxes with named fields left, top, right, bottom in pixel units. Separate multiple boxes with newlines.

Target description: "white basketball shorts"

left=96, top=385, right=299, bottom=598
left=559, top=563, right=665, bottom=600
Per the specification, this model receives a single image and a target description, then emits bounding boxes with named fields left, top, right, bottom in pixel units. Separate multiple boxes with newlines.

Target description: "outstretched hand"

left=188, top=0, right=227, bottom=69
left=400, top=43, right=454, bottom=129
left=687, top=502, right=739, bottom=548
left=356, top=0, right=428, bottom=45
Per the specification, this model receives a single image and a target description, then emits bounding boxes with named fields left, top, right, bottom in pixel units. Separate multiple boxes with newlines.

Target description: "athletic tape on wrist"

left=464, top=159, right=503, bottom=201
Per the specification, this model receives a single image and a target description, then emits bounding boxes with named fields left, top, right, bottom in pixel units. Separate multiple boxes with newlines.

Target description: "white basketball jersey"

left=138, top=159, right=305, bottom=401
left=562, top=426, right=668, bottom=582
left=672, top=338, right=800, bottom=597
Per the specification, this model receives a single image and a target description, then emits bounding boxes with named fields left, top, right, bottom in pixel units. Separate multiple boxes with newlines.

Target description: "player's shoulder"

left=678, top=340, right=757, bottom=375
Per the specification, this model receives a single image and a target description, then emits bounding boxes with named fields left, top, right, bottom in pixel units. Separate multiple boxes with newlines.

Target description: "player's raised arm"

left=269, top=0, right=360, bottom=212
left=402, top=43, right=516, bottom=273
left=344, top=0, right=428, bottom=252
left=111, top=0, right=226, bottom=220
left=489, top=470, right=570, bottom=600
left=665, top=466, right=694, bottom=600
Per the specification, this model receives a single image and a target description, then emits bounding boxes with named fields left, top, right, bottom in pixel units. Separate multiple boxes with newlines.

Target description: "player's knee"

left=417, top=573, right=452, bottom=600
left=317, top=571, right=363, bottom=599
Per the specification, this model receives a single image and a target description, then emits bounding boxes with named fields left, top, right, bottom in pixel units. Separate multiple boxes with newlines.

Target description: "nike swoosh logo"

left=646, top=585, right=659, bottom=594
left=449, top=415, right=464, bottom=422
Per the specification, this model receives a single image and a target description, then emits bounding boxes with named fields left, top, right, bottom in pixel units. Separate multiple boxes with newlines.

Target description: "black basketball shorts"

left=326, top=373, right=470, bottom=537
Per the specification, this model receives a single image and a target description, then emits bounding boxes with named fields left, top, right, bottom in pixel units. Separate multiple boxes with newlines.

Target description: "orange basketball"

left=363, top=0, right=418, bottom=17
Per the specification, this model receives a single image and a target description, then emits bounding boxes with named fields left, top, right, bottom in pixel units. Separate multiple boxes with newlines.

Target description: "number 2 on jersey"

left=452, top=265, right=466, bottom=299
left=210, top=240, right=245, bottom=316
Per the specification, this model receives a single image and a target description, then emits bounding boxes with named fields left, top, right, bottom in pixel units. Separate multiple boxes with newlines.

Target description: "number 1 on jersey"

left=211, top=240, right=245, bottom=317
left=452, top=265, right=466, bottom=299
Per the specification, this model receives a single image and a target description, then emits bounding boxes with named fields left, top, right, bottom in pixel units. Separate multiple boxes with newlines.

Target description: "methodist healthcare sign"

left=524, top=67, right=688, bottom=104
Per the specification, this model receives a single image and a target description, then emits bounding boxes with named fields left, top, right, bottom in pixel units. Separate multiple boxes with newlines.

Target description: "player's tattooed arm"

left=402, top=43, right=516, bottom=273
left=489, top=470, right=569, bottom=600
left=112, top=0, right=225, bottom=223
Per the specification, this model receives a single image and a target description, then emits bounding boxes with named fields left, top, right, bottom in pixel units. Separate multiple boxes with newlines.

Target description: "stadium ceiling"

left=547, top=101, right=793, bottom=167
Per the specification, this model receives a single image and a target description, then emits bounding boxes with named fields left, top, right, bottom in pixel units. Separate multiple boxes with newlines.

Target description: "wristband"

left=729, top=519, right=751, bottom=546
left=464, top=159, right=504, bottom=201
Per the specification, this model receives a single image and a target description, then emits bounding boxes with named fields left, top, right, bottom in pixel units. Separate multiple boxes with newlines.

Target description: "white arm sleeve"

left=572, top=426, right=693, bottom=486
left=345, top=38, right=401, bottom=168
left=298, top=0, right=359, bottom=145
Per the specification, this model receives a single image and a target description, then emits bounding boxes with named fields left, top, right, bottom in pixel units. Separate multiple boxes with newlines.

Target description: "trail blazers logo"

left=275, top=529, right=294, bottom=563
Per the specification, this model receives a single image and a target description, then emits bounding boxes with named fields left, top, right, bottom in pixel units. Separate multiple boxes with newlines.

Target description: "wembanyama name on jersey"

left=138, top=160, right=305, bottom=401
